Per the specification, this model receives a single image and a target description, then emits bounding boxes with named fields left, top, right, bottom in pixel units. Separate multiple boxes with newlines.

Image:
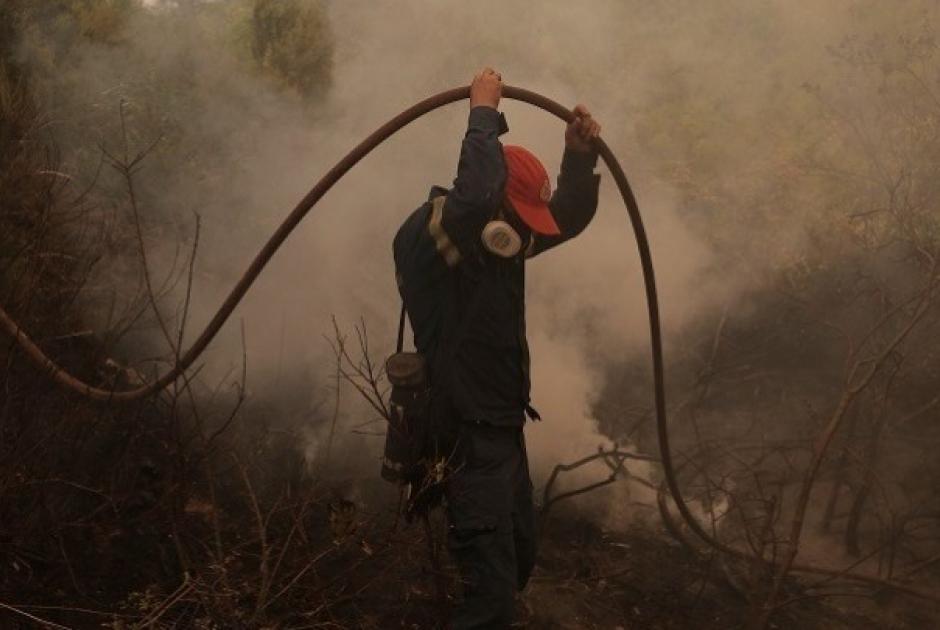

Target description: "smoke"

left=271, top=0, right=755, bottom=488
left=18, top=0, right=940, bottom=524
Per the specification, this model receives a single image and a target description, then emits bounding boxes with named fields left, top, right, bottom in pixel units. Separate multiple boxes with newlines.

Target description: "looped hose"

left=0, top=84, right=717, bottom=551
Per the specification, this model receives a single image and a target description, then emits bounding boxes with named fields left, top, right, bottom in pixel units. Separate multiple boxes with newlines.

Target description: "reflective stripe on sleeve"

left=428, top=196, right=461, bottom=267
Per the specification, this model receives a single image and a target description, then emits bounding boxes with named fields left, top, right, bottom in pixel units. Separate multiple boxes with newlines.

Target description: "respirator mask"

left=481, top=202, right=530, bottom=258
left=481, top=220, right=523, bottom=258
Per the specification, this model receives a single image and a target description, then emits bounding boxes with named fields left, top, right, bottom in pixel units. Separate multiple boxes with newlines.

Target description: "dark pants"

left=444, top=422, right=536, bottom=629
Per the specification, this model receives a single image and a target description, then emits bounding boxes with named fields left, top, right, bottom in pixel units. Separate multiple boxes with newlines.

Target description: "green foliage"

left=2, top=0, right=335, bottom=310
left=0, top=2, right=20, bottom=68
left=629, top=1, right=940, bottom=278
left=249, top=0, right=333, bottom=99
left=0, top=63, right=99, bottom=349
left=64, top=0, right=137, bottom=44
left=17, top=0, right=137, bottom=49
left=0, top=66, right=42, bottom=253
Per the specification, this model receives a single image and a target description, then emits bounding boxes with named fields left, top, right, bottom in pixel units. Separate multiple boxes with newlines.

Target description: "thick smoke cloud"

left=21, top=1, right=940, bottom=517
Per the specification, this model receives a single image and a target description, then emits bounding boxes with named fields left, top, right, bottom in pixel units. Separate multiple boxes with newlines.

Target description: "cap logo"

left=539, top=178, right=551, bottom=203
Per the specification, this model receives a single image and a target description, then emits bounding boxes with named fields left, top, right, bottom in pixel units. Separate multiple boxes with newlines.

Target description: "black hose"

left=0, top=84, right=715, bottom=550
left=7, top=85, right=940, bottom=605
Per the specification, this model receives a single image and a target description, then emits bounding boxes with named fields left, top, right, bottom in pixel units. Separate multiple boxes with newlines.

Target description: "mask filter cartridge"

left=481, top=220, right=522, bottom=258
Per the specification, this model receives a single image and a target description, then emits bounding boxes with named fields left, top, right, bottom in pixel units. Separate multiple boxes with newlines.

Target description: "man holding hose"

left=393, top=67, right=601, bottom=627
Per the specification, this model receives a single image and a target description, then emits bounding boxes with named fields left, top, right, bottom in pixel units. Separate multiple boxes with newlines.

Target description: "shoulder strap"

left=396, top=302, right=407, bottom=353
left=396, top=195, right=457, bottom=355
left=395, top=195, right=484, bottom=358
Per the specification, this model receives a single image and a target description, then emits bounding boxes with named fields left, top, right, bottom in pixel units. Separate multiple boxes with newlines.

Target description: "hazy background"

left=14, top=0, right=940, bottom=507
left=7, top=5, right=940, bottom=624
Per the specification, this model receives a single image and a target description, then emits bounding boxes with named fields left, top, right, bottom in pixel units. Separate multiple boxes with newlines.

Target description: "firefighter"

left=393, top=66, right=601, bottom=628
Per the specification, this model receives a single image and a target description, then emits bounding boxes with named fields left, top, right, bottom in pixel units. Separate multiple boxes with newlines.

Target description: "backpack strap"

left=395, top=194, right=487, bottom=393
left=397, top=195, right=458, bottom=355
left=396, top=301, right=407, bottom=354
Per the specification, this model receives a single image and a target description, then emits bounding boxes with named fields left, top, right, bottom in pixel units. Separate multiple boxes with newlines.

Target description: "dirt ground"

left=261, top=496, right=940, bottom=630
left=3, top=478, right=938, bottom=629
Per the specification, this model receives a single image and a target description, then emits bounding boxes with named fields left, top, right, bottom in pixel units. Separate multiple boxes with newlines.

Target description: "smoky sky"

left=21, top=0, right=940, bottom=504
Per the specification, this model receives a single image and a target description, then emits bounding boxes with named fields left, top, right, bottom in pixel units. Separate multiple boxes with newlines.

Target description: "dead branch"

left=0, top=602, right=71, bottom=630
left=541, top=447, right=659, bottom=523
left=754, top=264, right=939, bottom=628
left=326, top=317, right=390, bottom=424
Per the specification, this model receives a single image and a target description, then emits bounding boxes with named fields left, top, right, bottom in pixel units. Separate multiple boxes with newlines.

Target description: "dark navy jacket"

left=393, top=106, right=600, bottom=427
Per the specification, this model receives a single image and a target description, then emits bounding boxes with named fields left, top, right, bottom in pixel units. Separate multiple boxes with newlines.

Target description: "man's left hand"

left=565, top=104, right=601, bottom=153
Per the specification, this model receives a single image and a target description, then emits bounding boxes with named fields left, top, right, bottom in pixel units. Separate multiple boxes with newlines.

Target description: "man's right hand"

left=470, top=67, right=502, bottom=110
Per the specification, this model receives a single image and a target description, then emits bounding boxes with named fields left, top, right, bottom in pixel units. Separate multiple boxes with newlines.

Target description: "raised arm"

left=529, top=104, right=602, bottom=257
left=441, top=68, right=508, bottom=258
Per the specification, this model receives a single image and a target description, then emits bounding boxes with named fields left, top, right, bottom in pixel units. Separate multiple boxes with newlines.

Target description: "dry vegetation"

left=1, top=1, right=939, bottom=628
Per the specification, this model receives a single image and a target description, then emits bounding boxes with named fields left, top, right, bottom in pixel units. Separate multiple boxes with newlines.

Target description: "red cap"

left=503, top=145, right=560, bottom=236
